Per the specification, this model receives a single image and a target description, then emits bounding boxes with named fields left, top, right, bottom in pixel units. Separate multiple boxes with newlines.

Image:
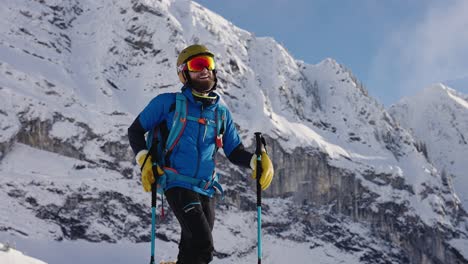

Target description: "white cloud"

left=370, top=0, right=468, bottom=101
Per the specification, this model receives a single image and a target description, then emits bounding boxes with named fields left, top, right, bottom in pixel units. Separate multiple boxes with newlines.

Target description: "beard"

left=189, top=76, right=216, bottom=93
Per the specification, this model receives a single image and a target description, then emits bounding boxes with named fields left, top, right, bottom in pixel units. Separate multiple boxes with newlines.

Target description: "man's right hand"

left=136, top=150, right=164, bottom=192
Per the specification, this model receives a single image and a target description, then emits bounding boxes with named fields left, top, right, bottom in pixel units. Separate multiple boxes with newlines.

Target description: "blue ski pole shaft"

left=150, top=183, right=157, bottom=264
left=139, top=154, right=157, bottom=264
left=254, top=132, right=263, bottom=264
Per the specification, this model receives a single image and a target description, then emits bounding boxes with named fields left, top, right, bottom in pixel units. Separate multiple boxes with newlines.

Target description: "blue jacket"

left=137, top=86, right=242, bottom=195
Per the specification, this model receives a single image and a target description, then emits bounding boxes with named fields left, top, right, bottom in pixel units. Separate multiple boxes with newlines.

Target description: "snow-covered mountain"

left=445, top=76, right=468, bottom=94
left=390, top=84, right=468, bottom=208
left=1, top=0, right=468, bottom=263
left=0, top=242, right=46, bottom=264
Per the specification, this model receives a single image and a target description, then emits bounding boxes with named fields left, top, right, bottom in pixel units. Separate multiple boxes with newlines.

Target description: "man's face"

left=188, top=67, right=215, bottom=93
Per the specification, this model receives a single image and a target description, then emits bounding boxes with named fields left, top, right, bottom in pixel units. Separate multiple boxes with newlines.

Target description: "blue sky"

left=196, top=0, right=468, bottom=106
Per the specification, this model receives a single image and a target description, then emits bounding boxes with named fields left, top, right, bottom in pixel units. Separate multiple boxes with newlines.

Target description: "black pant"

left=165, top=187, right=216, bottom=264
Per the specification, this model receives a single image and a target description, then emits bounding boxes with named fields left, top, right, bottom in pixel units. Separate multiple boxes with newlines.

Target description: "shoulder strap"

left=145, top=128, right=155, bottom=150
left=165, top=93, right=188, bottom=154
left=216, top=104, right=227, bottom=134
left=214, top=104, right=227, bottom=148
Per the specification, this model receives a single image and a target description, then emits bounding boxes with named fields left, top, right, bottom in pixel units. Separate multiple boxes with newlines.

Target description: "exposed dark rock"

left=35, top=190, right=151, bottom=242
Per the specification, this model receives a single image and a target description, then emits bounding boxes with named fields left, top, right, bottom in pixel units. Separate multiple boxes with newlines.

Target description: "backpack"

left=145, top=92, right=227, bottom=196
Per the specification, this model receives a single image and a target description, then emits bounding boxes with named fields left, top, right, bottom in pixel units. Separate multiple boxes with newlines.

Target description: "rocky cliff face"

left=1, top=0, right=467, bottom=263
left=226, top=137, right=467, bottom=264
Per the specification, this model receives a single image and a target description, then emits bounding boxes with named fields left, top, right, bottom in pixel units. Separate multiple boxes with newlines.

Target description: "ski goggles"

left=180, top=55, right=216, bottom=72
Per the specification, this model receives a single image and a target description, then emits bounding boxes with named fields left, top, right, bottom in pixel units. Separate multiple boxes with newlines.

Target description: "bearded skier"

left=128, top=44, right=274, bottom=264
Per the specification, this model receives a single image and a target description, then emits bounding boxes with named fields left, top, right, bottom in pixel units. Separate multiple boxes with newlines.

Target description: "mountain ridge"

left=390, top=83, right=468, bottom=212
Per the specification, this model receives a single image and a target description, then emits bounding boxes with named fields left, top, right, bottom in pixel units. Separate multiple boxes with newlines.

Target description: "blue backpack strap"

left=212, top=104, right=227, bottom=199
left=165, top=93, right=187, bottom=154
left=216, top=104, right=227, bottom=130
left=215, top=104, right=227, bottom=148
left=145, top=127, right=154, bottom=150
left=164, top=170, right=224, bottom=198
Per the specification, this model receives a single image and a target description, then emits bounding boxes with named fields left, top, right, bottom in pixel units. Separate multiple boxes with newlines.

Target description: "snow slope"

left=0, top=145, right=380, bottom=264
left=0, top=242, right=47, bottom=264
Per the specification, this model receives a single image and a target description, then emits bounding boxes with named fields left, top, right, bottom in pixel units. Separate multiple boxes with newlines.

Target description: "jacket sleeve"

left=222, top=108, right=253, bottom=168
left=127, top=93, right=174, bottom=156
left=128, top=116, right=147, bottom=156
left=227, top=143, right=253, bottom=168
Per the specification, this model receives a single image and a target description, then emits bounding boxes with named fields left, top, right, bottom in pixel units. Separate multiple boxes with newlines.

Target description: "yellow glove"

left=250, top=150, right=274, bottom=190
left=136, top=150, right=164, bottom=192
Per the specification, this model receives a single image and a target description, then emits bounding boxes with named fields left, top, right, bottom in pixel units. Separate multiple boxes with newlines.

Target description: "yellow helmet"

left=177, top=44, right=215, bottom=84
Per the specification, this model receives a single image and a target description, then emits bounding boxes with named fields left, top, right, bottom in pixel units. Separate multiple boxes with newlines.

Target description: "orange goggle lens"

left=186, top=56, right=215, bottom=72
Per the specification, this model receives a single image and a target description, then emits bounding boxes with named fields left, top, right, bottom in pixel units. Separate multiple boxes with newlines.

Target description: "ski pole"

left=254, top=132, right=265, bottom=264
left=150, top=182, right=157, bottom=264
left=138, top=153, right=157, bottom=264
left=139, top=152, right=158, bottom=264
